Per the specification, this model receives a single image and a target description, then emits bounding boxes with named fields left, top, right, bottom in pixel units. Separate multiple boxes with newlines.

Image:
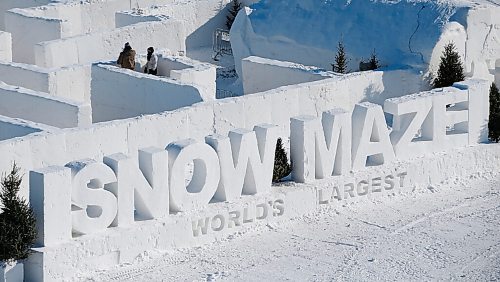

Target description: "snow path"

left=90, top=172, right=500, bottom=281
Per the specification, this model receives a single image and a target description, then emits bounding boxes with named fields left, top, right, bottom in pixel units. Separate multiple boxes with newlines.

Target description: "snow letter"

left=454, top=80, right=489, bottom=144
left=290, top=109, right=352, bottom=183
left=385, top=94, right=433, bottom=159
left=66, top=159, right=117, bottom=235
left=30, top=166, right=72, bottom=246
left=104, top=147, right=169, bottom=225
left=352, top=102, right=395, bottom=170
left=205, top=124, right=279, bottom=202
left=167, top=139, right=220, bottom=212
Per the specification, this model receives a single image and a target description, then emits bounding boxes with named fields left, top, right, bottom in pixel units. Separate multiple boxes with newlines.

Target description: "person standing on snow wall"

left=117, top=42, right=136, bottom=70
left=144, top=47, right=158, bottom=75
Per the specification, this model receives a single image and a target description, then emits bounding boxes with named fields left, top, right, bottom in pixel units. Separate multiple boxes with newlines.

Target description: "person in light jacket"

left=144, top=47, right=158, bottom=75
left=117, top=42, right=136, bottom=70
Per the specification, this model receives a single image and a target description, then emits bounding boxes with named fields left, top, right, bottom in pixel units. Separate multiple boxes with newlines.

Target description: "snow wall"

left=91, top=64, right=207, bottom=123
left=0, top=84, right=91, bottom=128
left=0, top=116, right=53, bottom=141
left=242, top=56, right=335, bottom=94
left=16, top=76, right=495, bottom=280
left=231, top=1, right=500, bottom=78
left=116, top=0, right=231, bottom=51
left=34, top=20, right=186, bottom=68
left=0, top=62, right=90, bottom=102
left=137, top=54, right=217, bottom=102
left=0, top=31, right=12, bottom=62
left=5, top=0, right=232, bottom=66
left=0, top=0, right=50, bottom=30
left=0, top=70, right=485, bottom=201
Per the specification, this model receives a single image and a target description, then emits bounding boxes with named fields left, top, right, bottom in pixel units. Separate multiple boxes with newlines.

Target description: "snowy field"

left=90, top=168, right=500, bottom=281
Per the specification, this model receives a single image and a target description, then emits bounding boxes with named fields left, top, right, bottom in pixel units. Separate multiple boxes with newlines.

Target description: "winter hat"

left=147, top=47, right=154, bottom=53
left=125, top=42, right=130, bottom=48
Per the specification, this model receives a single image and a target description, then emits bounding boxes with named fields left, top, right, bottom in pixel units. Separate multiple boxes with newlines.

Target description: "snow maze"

left=0, top=0, right=499, bottom=281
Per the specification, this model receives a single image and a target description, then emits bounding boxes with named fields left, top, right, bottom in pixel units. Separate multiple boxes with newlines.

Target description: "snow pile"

left=231, top=0, right=500, bottom=76
left=249, top=0, right=467, bottom=69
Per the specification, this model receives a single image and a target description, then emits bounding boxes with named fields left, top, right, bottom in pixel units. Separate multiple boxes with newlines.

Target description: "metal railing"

left=212, top=29, right=232, bottom=60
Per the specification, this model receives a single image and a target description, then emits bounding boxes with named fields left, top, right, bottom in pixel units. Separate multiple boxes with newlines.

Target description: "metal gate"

left=212, top=29, right=232, bottom=60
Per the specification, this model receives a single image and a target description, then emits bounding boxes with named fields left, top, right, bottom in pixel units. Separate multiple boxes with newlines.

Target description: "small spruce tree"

left=273, top=138, right=292, bottom=182
left=489, top=83, right=500, bottom=142
left=226, top=0, right=243, bottom=30
left=433, top=42, right=465, bottom=88
left=332, top=41, right=348, bottom=74
left=0, top=163, right=37, bottom=263
left=368, top=50, right=380, bottom=70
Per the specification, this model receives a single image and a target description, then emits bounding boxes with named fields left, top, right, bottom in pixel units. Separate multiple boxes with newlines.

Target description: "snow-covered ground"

left=89, top=169, right=500, bottom=281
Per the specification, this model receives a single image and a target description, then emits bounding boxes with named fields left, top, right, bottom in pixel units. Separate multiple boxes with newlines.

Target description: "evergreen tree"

left=433, top=42, right=465, bottom=88
left=332, top=41, right=348, bottom=74
left=226, top=0, right=243, bottom=30
left=273, top=138, right=292, bottom=182
left=0, top=163, right=37, bottom=263
left=368, top=50, right=380, bottom=70
left=489, top=83, right=500, bottom=142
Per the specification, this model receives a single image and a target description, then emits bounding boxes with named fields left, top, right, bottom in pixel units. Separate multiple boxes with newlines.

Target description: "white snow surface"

left=88, top=168, right=500, bottom=281
left=241, top=0, right=500, bottom=71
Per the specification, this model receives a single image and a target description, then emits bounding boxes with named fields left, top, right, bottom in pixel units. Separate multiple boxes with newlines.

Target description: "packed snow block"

left=230, top=7, right=255, bottom=78
left=66, top=159, right=118, bottom=235
left=186, top=103, right=215, bottom=142
left=51, top=64, right=92, bottom=102
left=167, top=139, right=220, bottom=212
left=297, top=83, right=323, bottom=116
left=290, top=109, right=352, bottom=183
left=126, top=110, right=189, bottom=160
left=243, top=93, right=273, bottom=129
left=206, top=124, right=278, bottom=201
left=213, top=98, right=245, bottom=135
left=170, top=62, right=216, bottom=102
left=34, top=38, right=78, bottom=68
left=351, top=102, right=395, bottom=171
left=5, top=9, right=63, bottom=65
left=241, top=56, right=328, bottom=94
left=305, top=78, right=347, bottom=114
left=0, top=62, right=50, bottom=93
left=454, top=79, right=490, bottom=144
left=91, top=122, right=130, bottom=158
left=29, top=166, right=72, bottom=247
left=104, top=147, right=169, bottom=225
left=0, top=84, right=91, bottom=128
left=0, top=32, right=12, bottom=62
left=0, top=62, right=90, bottom=102
left=28, top=130, right=66, bottom=171
left=270, top=86, right=300, bottom=138
left=64, top=121, right=128, bottom=162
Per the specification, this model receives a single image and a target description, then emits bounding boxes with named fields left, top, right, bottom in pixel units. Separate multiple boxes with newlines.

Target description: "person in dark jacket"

left=117, top=42, right=136, bottom=70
